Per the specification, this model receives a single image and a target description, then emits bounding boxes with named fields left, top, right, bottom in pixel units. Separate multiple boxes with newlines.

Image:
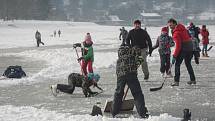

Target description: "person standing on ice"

left=187, top=22, right=200, bottom=43
left=200, top=25, right=210, bottom=57
left=126, top=20, right=153, bottom=80
left=188, top=27, right=201, bottom=64
left=119, top=27, right=128, bottom=46
left=35, top=30, right=44, bottom=47
left=112, top=45, right=149, bottom=118
left=77, top=33, right=94, bottom=75
left=168, top=18, right=196, bottom=86
left=50, top=73, right=103, bottom=97
left=151, top=27, right=175, bottom=77
left=58, top=30, right=61, bottom=37
left=53, top=30, right=56, bottom=37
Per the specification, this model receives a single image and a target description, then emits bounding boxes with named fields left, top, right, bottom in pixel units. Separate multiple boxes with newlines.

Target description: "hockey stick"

left=74, top=47, right=85, bottom=76
left=150, top=64, right=172, bottom=91
left=207, top=45, right=213, bottom=51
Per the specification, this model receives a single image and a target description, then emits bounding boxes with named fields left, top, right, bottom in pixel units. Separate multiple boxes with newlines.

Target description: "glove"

left=73, top=43, right=81, bottom=48
left=172, top=56, right=176, bottom=64
left=77, top=57, right=84, bottom=62
left=88, top=92, right=99, bottom=97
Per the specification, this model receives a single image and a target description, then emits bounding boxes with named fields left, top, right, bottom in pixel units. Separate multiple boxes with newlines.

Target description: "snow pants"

left=159, top=54, right=171, bottom=74
left=81, top=60, right=93, bottom=75
left=174, top=51, right=196, bottom=82
left=112, top=73, right=147, bottom=118
left=57, top=84, right=75, bottom=94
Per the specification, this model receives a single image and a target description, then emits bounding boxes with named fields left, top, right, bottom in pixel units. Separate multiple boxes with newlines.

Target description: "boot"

left=205, top=53, right=209, bottom=57
left=171, top=81, right=179, bottom=86
left=161, top=72, right=165, bottom=77
left=194, top=57, right=199, bottom=64
left=144, top=74, right=149, bottom=80
left=187, top=80, right=196, bottom=85
left=202, top=53, right=205, bottom=57
left=166, top=72, right=173, bottom=78
left=50, top=84, right=59, bottom=97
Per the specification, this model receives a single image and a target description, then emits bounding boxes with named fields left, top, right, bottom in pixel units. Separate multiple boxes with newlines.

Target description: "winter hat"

left=189, top=22, right=193, bottom=26
left=88, top=73, right=100, bottom=82
left=161, top=27, right=168, bottom=33
left=93, top=73, right=100, bottom=82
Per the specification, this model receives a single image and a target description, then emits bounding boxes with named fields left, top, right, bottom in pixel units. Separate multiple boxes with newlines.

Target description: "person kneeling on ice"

left=151, top=27, right=175, bottom=77
left=111, top=45, right=149, bottom=118
left=50, top=73, right=103, bottom=97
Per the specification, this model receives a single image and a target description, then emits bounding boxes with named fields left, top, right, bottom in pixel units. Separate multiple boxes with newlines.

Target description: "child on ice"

left=151, top=27, right=175, bottom=77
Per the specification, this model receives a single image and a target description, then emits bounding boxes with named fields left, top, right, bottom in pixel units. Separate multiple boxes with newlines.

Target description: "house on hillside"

left=140, top=11, right=162, bottom=26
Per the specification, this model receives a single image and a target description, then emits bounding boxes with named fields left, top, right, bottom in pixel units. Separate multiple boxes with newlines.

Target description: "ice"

left=0, top=20, right=215, bottom=120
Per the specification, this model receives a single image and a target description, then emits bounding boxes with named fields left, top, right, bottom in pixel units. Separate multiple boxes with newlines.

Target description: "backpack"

left=3, top=66, right=26, bottom=78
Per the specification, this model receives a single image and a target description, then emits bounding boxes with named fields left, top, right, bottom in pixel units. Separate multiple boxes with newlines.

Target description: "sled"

left=103, top=98, right=134, bottom=112
left=103, top=86, right=134, bottom=112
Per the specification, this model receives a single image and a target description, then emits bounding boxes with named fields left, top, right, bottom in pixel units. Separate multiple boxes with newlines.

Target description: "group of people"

left=53, top=30, right=61, bottom=37
left=49, top=18, right=210, bottom=119
left=35, top=29, right=62, bottom=47
left=113, top=19, right=210, bottom=118
left=50, top=32, right=103, bottom=97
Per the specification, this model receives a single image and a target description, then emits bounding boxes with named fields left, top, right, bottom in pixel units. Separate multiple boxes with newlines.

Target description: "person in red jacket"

left=200, top=25, right=209, bottom=57
left=168, top=18, right=196, bottom=86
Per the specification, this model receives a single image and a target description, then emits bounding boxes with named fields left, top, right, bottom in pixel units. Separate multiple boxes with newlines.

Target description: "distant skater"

left=58, top=30, right=61, bottom=37
left=54, top=30, right=56, bottom=37
left=35, top=30, right=44, bottom=47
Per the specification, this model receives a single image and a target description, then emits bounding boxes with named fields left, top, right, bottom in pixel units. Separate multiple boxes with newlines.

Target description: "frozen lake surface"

left=0, top=20, right=215, bottom=121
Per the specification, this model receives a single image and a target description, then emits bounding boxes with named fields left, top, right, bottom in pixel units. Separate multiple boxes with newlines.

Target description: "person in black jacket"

left=126, top=20, right=152, bottom=80
left=119, top=27, right=128, bottom=46
left=35, top=30, right=44, bottom=47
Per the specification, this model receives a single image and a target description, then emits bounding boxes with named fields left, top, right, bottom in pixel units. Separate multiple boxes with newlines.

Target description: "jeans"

left=160, top=54, right=171, bottom=74
left=174, top=51, right=196, bottom=82
left=202, top=44, right=208, bottom=54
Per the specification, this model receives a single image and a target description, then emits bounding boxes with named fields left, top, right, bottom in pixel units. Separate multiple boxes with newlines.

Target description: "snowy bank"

left=0, top=105, right=180, bottom=121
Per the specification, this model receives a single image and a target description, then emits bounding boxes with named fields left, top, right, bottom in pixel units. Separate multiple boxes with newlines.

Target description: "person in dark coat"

left=58, top=30, right=61, bottom=37
left=111, top=46, right=149, bottom=118
left=119, top=27, right=128, bottom=46
left=35, top=30, right=44, bottom=47
left=187, top=22, right=200, bottom=43
left=168, top=18, right=196, bottom=86
left=126, top=20, right=153, bottom=80
left=50, top=73, right=103, bottom=97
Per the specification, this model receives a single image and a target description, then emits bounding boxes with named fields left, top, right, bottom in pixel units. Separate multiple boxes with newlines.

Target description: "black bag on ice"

left=3, top=65, right=26, bottom=78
